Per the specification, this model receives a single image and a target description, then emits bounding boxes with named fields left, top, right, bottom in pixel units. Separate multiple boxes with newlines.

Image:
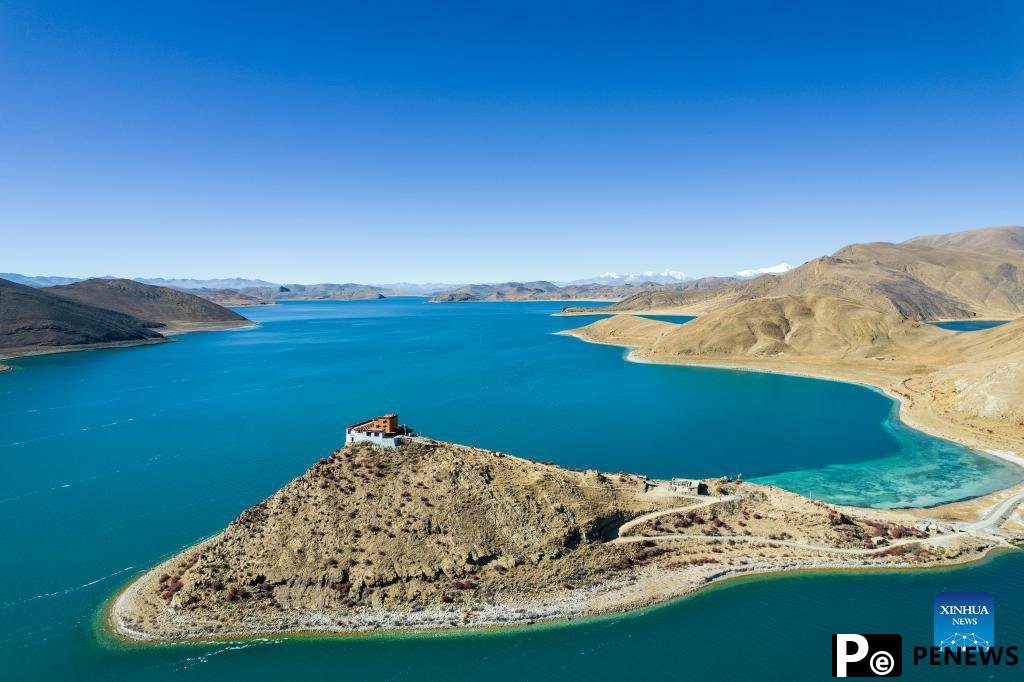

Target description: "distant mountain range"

left=1, top=271, right=750, bottom=307
left=134, top=277, right=279, bottom=290
left=562, top=270, right=689, bottom=286
left=0, top=270, right=705, bottom=296
left=0, top=274, right=278, bottom=290
left=0, top=273, right=85, bottom=287
left=425, top=278, right=734, bottom=303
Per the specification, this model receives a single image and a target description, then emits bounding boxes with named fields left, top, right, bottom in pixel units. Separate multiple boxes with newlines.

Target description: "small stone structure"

left=671, top=479, right=711, bottom=496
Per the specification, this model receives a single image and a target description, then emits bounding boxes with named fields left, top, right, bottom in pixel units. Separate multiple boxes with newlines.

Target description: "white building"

left=345, top=413, right=406, bottom=448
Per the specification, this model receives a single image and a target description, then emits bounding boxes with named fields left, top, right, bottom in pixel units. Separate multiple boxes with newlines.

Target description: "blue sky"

left=2, top=2, right=1022, bottom=283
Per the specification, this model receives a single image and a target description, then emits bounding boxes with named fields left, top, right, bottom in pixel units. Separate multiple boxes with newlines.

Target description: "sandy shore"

left=0, top=338, right=172, bottom=365
left=0, top=320, right=257, bottom=371
left=557, top=306, right=702, bottom=317
left=106, top=496, right=1017, bottom=644
left=106, top=552, right=966, bottom=644
left=159, top=320, right=259, bottom=335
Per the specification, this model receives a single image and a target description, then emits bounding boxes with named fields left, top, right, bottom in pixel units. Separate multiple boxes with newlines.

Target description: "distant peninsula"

left=428, top=278, right=738, bottom=303
left=0, top=277, right=251, bottom=367
left=109, top=436, right=1023, bottom=642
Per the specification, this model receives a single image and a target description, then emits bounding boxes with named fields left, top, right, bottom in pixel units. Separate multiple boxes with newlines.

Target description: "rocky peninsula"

left=109, top=437, right=1023, bottom=642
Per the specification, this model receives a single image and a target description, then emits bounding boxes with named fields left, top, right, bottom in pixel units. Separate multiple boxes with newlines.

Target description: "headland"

left=108, top=435, right=1024, bottom=642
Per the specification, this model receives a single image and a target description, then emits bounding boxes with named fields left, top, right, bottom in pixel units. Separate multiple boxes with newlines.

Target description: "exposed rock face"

left=0, top=278, right=163, bottom=353
left=48, top=278, right=247, bottom=328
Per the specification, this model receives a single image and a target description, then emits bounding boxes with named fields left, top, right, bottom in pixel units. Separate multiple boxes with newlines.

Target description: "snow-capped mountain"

left=735, top=263, right=793, bottom=278
left=563, top=270, right=689, bottom=286
left=135, top=277, right=279, bottom=290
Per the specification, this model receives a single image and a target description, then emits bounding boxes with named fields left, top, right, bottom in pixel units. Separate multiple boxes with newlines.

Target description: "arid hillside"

left=0, top=277, right=164, bottom=355
left=113, top=438, right=678, bottom=637
left=192, top=289, right=272, bottom=307
left=650, top=294, right=945, bottom=360
left=564, top=226, right=1024, bottom=321
left=49, top=278, right=248, bottom=330
left=906, top=225, right=1024, bottom=254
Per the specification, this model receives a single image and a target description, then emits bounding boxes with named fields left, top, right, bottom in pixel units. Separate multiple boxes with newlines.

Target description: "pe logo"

left=833, top=634, right=902, bottom=677
left=934, top=592, right=993, bottom=649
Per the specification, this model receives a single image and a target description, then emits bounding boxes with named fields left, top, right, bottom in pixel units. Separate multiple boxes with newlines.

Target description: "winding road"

left=609, top=488, right=1024, bottom=556
left=962, top=489, right=1024, bottom=533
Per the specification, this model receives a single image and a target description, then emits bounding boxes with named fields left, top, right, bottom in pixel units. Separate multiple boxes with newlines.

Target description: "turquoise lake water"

left=637, top=314, right=697, bottom=324
left=931, top=320, right=1009, bottom=332
left=2, top=298, right=1022, bottom=680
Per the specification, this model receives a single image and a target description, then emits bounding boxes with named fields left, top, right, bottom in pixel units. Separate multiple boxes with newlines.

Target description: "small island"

left=109, top=417, right=1024, bottom=642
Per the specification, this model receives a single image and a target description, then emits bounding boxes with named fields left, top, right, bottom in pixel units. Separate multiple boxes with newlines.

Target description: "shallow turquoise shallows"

left=1, top=299, right=1021, bottom=681
left=931, top=319, right=1009, bottom=332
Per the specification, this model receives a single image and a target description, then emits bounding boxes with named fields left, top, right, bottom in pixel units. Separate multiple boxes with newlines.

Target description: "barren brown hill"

left=273, top=283, right=385, bottom=301
left=0, top=277, right=164, bottom=357
left=111, top=436, right=1007, bottom=641
left=650, top=295, right=951, bottom=360
left=112, top=438, right=676, bottom=638
left=193, top=289, right=272, bottom=307
left=563, top=226, right=1024, bottom=321
left=569, top=296, right=946, bottom=360
left=49, top=278, right=249, bottom=331
left=226, top=284, right=385, bottom=302
left=431, top=281, right=626, bottom=302
left=562, top=314, right=680, bottom=348
left=905, top=225, right=1024, bottom=254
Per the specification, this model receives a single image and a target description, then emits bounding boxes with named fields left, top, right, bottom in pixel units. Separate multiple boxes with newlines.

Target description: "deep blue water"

left=931, top=320, right=1009, bottom=331
left=2, top=298, right=1022, bottom=680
